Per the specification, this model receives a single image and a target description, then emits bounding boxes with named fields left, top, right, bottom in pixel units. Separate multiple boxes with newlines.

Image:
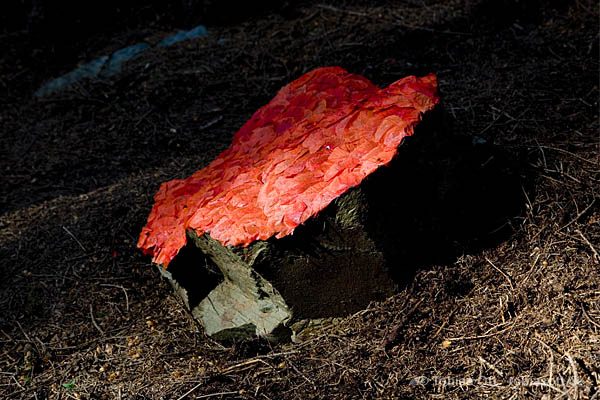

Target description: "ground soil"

left=1, top=0, right=599, bottom=399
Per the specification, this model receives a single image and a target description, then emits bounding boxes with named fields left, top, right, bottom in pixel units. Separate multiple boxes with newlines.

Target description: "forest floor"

left=1, top=0, right=599, bottom=398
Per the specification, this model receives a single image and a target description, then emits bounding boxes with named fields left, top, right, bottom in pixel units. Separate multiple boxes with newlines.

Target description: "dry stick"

left=535, top=138, right=548, bottom=169
left=198, top=116, right=223, bottom=130
left=485, top=258, right=514, bottom=290
left=100, top=284, right=129, bottom=312
left=478, top=356, right=504, bottom=377
left=306, top=358, right=360, bottom=374
left=521, top=252, right=541, bottom=286
left=220, top=358, right=267, bottom=374
left=533, top=336, right=590, bottom=396
left=89, top=304, right=104, bottom=336
left=392, top=21, right=472, bottom=36
left=61, top=225, right=87, bottom=252
left=0, top=328, right=14, bottom=342
left=176, top=385, right=238, bottom=400
left=559, top=199, right=596, bottom=231
left=580, top=302, right=600, bottom=329
left=565, top=352, right=581, bottom=400
left=195, top=391, right=240, bottom=399
left=534, top=336, right=556, bottom=389
left=285, top=356, right=317, bottom=391
left=431, top=284, right=480, bottom=340
left=538, top=145, right=599, bottom=165
left=315, top=4, right=368, bottom=16
left=528, top=381, right=569, bottom=397
left=521, top=183, right=534, bottom=215
left=575, top=229, right=600, bottom=264
left=175, top=382, right=204, bottom=400
left=64, top=392, right=81, bottom=400
left=256, top=350, right=299, bottom=359
left=478, top=111, right=503, bottom=136
left=10, top=375, right=24, bottom=391
left=445, top=323, right=515, bottom=342
left=384, top=298, right=425, bottom=348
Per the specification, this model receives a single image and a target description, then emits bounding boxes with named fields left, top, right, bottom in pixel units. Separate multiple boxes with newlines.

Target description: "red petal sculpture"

left=138, top=67, right=439, bottom=267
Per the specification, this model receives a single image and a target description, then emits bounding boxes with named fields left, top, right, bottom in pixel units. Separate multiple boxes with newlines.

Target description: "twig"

left=62, top=225, right=87, bottom=251
left=100, top=284, right=129, bottom=312
left=306, top=357, right=360, bottom=373
left=65, top=392, right=81, bottom=400
left=195, top=391, right=239, bottom=399
left=15, top=321, right=32, bottom=342
left=316, top=4, right=368, bottom=16
left=176, top=382, right=205, bottom=400
left=485, top=258, right=514, bottom=290
left=393, top=22, right=471, bottom=35
left=89, top=304, right=104, bottom=336
left=565, top=352, right=580, bottom=399
left=285, top=357, right=317, bottom=391
left=431, top=284, right=479, bottom=340
left=10, top=375, right=24, bottom=391
left=0, top=329, right=14, bottom=342
left=478, top=111, right=503, bottom=135
left=384, top=298, right=425, bottom=349
left=255, top=350, right=299, bottom=359
left=535, top=139, right=548, bottom=169
left=198, top=116, right=223, bottom=130
left=177, top=385, right=240, bottom=400
left=64, top=251, right=103, bottom=262
left=478, top=356, right=504, bottom=377
left=579, top=301, right=600, bottom=329
left=559, top=199, right=596, bottom=231
left=538, top=145, right=599, bottom=165
left=445, top=323, right=515, bottom=342
left=575, top=229, right=600, bottom=264
left=528, top=381, right=568, bottom=396
left=220, top=358, right=273, bottom=374
left=534, top=336, right=555, bottom=388
left=133, top=108, right=153, bottom=128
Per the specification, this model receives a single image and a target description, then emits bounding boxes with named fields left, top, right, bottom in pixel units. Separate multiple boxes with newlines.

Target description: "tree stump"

left=139, top=67, right=524, bottom=342
left=158, top=177, right=398, bottom=342
left=154, top=108, right=524, bottom=342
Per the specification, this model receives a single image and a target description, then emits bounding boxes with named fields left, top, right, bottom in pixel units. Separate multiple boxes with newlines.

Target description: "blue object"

left=158, top=25, right=208, bottom=47
left=34, top=56, right=108, bottom=97
left=102, top=43, right=150, bottom=77
left=35, top=25, right=207, bottom=97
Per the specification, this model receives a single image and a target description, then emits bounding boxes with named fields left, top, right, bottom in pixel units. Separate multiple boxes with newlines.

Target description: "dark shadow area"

left=468, top=0, right=572, bottom=32
left=364, top=106, right=530, bottom=286
left=247, top=107, right=530, bottom=320
left=163, top=239, right=223, bottom=310
left=1, top=0, right=294, bottom=75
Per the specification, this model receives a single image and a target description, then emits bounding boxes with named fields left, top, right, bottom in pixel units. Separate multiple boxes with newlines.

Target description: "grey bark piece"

left=188, top=233, right=292, bottom=342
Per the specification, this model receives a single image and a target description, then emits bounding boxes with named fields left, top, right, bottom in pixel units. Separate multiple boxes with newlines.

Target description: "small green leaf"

left=62, top=379, right=75, bottom=390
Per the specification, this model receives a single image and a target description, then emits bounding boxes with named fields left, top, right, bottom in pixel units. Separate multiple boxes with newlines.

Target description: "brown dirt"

left=1, top=0, right=599, bottom=398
